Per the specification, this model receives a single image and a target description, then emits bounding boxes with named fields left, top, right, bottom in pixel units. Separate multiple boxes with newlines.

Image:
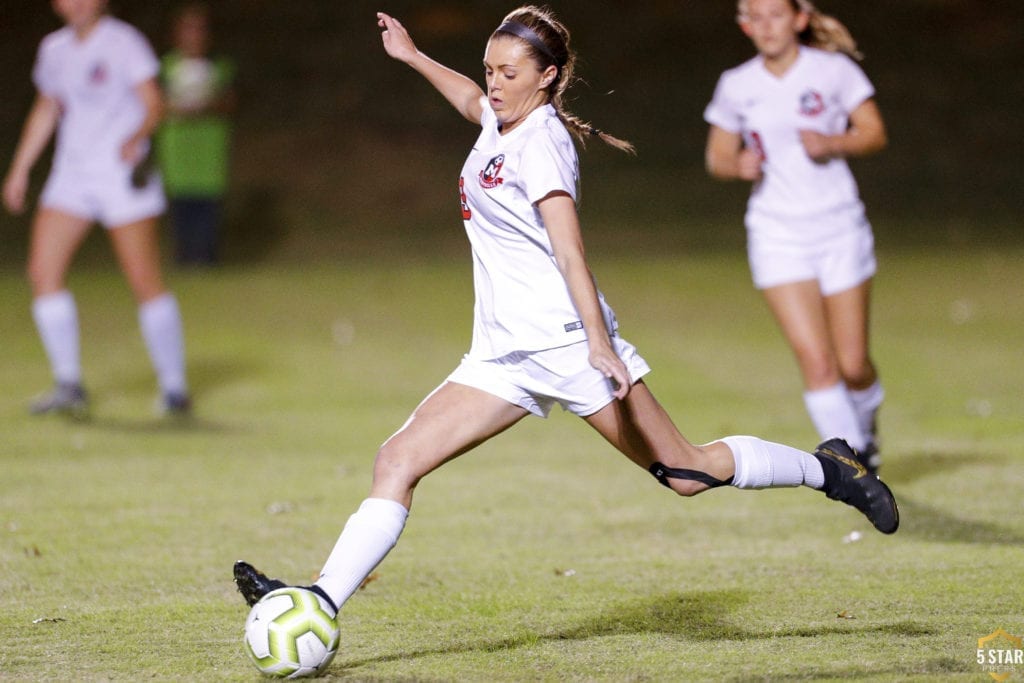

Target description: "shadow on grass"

left=889, top=496, right=1024, bottom=545
left=881, top=450, right=1009, bottom=486
left=341, top=590, right=934, bottom=671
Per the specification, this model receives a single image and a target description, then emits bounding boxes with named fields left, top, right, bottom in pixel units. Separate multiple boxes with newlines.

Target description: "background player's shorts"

left=447, top=336, right=652, bottom=418
left=40, top=162, right=166, bottom=228
left=746, top=211, right=877, bottom=296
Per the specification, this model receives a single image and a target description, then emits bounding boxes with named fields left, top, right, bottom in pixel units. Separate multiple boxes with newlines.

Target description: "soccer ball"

left=243, top=587, right=340, bottom=678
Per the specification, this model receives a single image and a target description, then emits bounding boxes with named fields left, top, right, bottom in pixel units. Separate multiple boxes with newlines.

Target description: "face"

left=52, top=0, right=107, bottom=32
left=738, top=0, right=808, bottom=60
left=482, top=36, right=557, bottom=132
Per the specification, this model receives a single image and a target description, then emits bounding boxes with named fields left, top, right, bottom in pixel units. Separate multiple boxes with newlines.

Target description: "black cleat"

left=857, top=441, right=882, bottom=476
left=233, top=560, right=286, bottom=607
left=814, top=438, right=899, bottom=534
left=159, top=392, right=192, bottom=417
left=29, top=382, right=89, bottom=419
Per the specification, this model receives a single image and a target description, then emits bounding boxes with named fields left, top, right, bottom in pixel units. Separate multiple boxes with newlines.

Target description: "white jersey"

left=704, top=47, right=875, bottom=240
left=33, top=16, right=160, bottom=175
left=459, top=99, right=617, bottom=360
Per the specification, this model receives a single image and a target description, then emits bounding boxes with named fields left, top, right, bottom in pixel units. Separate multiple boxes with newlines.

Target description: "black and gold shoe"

left=814, top=438, right=899, bottom=534
left=233, top=561, right=286, bottom=607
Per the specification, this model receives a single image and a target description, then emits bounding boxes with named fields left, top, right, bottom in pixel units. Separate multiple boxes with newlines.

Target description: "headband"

left=495, top=20, right=561, bottom=66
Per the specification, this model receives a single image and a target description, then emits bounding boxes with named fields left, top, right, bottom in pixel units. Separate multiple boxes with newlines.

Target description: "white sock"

left=315, top=498, right=408, bottom=611
left=803, top=383, right=870, bottom=452
left=721, top=435, right=825, bottom=490
left=138, top=293, right=188, bottom=395
left=848, top=381, right=884, bottom=439
left=32, top=290, right=81, bottom=385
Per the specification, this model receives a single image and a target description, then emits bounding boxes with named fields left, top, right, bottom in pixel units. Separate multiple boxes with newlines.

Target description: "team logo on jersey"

left=798, top=89, right=825, bottom=116
left=478, top=154, right=505, bottom=189
left=89, top=62, right=109, bottom=86
left=458, top=176, right=471, bottom=220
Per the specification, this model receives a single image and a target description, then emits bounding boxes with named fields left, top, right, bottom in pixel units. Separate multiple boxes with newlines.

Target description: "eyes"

left=484, top=68, right=517, bottom=81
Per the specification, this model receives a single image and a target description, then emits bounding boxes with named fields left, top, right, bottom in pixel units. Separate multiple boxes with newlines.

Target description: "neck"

left=762, top=43, right=800, bottom=76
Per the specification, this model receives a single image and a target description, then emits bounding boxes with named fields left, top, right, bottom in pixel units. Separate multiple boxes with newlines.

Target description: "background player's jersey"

left=33, top=16, right=159, bottom=175
left=460, top=99, right=616, bottom=360
left=705, top=46, right=874, bottom=228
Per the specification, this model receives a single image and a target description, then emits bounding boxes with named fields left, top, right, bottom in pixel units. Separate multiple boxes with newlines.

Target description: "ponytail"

left=493, top=6, right=635, bottom=154
left=795, top=0, right=863, bottom=60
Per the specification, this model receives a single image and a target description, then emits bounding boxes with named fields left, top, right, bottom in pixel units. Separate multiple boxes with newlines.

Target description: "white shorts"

left=447, top=336, right=652, bottom=418
left=746, top=213, right=876, bottom=296
left=40, top=162, right=166, bottom=228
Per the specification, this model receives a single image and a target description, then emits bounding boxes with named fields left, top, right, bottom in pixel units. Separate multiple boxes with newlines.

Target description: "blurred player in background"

left=233, top=6, right=898, bottom=624
left=158, top=1, right=236, bottom=266
left=704, top=0, right=887, bottom=472
left=2, top=0, right=190, bottom=417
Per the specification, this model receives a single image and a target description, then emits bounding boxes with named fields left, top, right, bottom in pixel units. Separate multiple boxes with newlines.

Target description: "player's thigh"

left=371, top=382, right=529, bottom=490
left=107, top=216, right=167, bottom=302
left=761, top=280, right=839, bottom=383
left=824, top=279, right=875, bottom=383
left=26, top=208, right=93, bottom=295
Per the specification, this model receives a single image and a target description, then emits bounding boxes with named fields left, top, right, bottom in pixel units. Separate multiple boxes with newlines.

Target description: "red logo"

left=799, top=90, right=824, bottom=116
left=478, top=154, right=505, bottom=189
left=89, top=62, right=108, bottom=86
left=458, top=176, right=471, bottom=220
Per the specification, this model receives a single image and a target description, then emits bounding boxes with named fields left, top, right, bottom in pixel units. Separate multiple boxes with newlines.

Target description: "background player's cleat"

left=159, top=391, right=192, bottom=416
left=234, top=560, right=286, bottom=607
left=29, top=382, right=89, bottom=419
left=813, top=438, right=899, bottom=534
left=857, top=441, right=882, bottom=476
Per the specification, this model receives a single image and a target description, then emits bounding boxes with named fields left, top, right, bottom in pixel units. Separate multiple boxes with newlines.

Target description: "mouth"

left=489, top=96, right=503, bottom=108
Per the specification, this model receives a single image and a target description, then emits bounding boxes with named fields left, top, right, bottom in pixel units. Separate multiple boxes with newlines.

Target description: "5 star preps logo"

left=977, top=628, right=1024, bottom=681
left=479, top=154, right=505, bottom=189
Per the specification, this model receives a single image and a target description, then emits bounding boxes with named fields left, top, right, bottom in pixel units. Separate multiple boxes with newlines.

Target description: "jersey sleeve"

left=121, top=25, right=161, bottom=84
left=519, top=125, right=578, bottom=204
left=836, top=55, right=875, bottom=113
left=703, top=72, right=743, bottom=133
left=31, top=37, right=60, bottom=97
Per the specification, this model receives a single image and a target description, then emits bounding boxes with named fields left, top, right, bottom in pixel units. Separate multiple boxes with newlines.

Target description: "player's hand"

left=377, top=12, right=418, bottom=63
left=736, top=148, right=764, bottom=181
left=800, top=129, right=834, bottom=163
left=589, top=342, right=631, bottom=400
left=2, top=170, right=28, bottom=215
left=120, top=135, right=144, bottom=164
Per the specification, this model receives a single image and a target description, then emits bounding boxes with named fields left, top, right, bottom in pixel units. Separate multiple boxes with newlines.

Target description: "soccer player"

left=2, top=0, right=190, bottom=417
left=704, top=0, right=887, bottom=472
left=234, top=6, right=898, bottom=619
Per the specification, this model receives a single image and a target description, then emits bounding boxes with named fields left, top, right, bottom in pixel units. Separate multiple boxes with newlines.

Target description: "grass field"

left=1, top=249, right=1022, bottom=682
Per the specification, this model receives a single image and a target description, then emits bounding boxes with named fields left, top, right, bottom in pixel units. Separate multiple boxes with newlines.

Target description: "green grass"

left=1, top=249, right=1022, bottom=681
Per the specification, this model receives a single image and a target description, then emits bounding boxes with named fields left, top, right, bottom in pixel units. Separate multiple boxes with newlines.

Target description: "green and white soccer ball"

left=243, top=587, right=340, bottom=678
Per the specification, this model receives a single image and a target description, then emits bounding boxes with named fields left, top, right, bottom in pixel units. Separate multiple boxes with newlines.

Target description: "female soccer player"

left=2, top=0, right=190, bottom=416
left=234, top=6, right=898, bottom=619
left=704, top=0, right=887, bottom=472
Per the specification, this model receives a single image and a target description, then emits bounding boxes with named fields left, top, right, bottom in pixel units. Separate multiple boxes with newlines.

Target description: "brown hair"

left=492, top=5, right=635, bottom=153
left=738, top=0, right=863, bottom=60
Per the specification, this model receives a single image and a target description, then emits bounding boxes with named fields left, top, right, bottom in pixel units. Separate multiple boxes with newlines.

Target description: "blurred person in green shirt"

left=157, top=2, right=235, bottom=266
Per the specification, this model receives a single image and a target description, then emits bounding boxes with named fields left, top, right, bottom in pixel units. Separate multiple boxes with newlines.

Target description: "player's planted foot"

left=29, top=382, right=89, bottom=419
left=813, top=438, right=899, bottom=534
left=159, top=391, right=192, bottom=417
left=234, top=561, right=286, bottom=607
left=857, top=441, right=882, bottom=476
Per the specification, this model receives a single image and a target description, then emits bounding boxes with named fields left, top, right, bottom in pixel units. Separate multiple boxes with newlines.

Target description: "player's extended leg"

left=108, top=217, right=190, bottom=413
left=825, top=279, right=884, bottom=468
left=583, top=380, right=897, bottom=533
left=26, top=208, right=92, bottom=416
left=236, top=381, right=531, bottom=612
left=761, top=279, right=871, bottom=453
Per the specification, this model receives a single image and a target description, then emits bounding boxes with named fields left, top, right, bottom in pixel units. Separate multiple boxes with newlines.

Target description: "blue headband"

left=495, top=21, right=561, bottom=66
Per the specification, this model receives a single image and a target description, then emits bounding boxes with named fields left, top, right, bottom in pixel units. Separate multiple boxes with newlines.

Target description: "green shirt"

left=157, top=51, right=235, bottom=197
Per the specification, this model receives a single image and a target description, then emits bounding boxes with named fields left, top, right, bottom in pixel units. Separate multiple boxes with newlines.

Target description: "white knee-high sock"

left=32, top=290, right=81, bottom=385
left=848, top=381, right=884, bottom=439
left=314, top=498, right=408, bottom=612
left=138, top=293, right=187, bottom=395
left=803, top=382, right=870, bottom=451
left=721, top=435, right=825, bottom=490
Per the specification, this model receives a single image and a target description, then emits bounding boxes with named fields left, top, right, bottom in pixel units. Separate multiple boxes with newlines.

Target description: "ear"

left=539, top=64, right=558, bottom=89
left=739, top=19, right=755, bottom=38
left=793, top=10, right=810, bottom=33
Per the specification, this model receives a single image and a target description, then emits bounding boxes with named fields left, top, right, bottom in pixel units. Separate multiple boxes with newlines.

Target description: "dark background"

left=1, top=1, right=1021, bottom=266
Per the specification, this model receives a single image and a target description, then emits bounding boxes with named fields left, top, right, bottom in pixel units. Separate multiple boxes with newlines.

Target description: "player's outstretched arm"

left=377, top=12, right=484, bottom=125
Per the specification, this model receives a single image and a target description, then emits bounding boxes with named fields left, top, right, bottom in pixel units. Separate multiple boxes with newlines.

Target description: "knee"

left=838, top=354, right=876, bottom=389
left=372, top=442, right=422, bottom=492
left=795, top=349, right=840, bottom=388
